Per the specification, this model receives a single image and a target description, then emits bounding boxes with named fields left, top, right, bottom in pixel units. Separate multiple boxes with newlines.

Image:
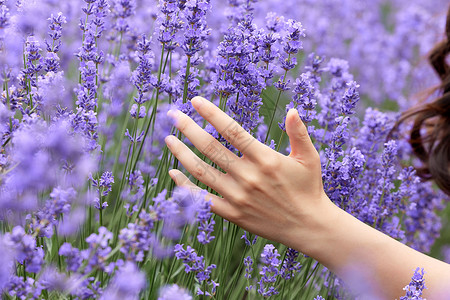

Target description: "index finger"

left=190, top=96, right=266, bottom=160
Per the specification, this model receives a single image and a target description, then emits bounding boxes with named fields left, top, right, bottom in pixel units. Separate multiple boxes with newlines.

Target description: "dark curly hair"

left=396, top=5, right=450, bottom=196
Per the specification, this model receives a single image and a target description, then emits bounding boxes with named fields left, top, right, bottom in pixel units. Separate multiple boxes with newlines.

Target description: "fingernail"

left=165, top=135, right=175, bottom=147
left=191, top=97, right=203, bottom=108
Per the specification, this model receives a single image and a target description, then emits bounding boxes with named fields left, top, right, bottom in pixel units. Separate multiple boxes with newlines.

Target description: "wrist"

left=283, top=192, right=342, bottom=256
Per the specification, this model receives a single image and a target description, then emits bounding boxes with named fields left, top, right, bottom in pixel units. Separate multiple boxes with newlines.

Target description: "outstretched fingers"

left=168, top=169, right=238, bottom=221
left=190, top=96, right=269, bottom=161
left=167, top=109, right=238, bottom=174
left=165, top=134, right=234, bottom=198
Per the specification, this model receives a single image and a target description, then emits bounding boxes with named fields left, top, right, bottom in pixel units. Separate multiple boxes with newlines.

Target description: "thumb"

left=285, top=108, right=317, bottom=162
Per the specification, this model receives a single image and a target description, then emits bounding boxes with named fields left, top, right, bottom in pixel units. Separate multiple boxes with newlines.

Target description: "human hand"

left=164, top=96, right=337, bottom=253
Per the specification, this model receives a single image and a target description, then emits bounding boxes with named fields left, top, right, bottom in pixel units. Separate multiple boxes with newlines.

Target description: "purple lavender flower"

left=130, top=103, right=146, bottom=119
left=211, top=12, right=270, bottom=142
left=131, top=34, right=154, bottom=104
left=354, top=108, right=395, bottom=158
left=158, top=284, right=193, bottom=300
left=100, top=261, right=146, bottom=300
left=111, top=0, right=136, bottom=34
left=37, top=71, right=70, bottom=116
left=244, top=256, right=253, bottom=280
left=59, top=242, right=83, bottom=272
left=90, top=171, right=114, bottom=209
left=223, top=0, right=257, bottom=26
left=73, top=0, right=109, bottom=153
left=174, top=244, right=217, bottom=296
left=24, top=36, right=43, bottom=87
left=304, top=53, right=325, bottom=85
left=79, top=0, right=109, bottom=42
left=76, top=60, right=98, bottom=112
left=125, top=128, right=145, bottom=144
left=155, top=0, right=183, bottom=52
left=98, top=171, right=114, bottom=196
left=403, top=183, right=444, bottom=252
left=274, top=75, right=291, bottom=91
left=31, top=187, right=76, bottom=238
left=279, top=55, right=323, bottom=131
left=259, top=30, right=280, bottom=75
left=341, top=81, right=360, bottom=116
left=324, top=147, right=365, bottom=210
left=4, top=226, right=44, bottom=273
left=72, top=276, right=103, bottom=300
left=241, top=231, right=258, bottom=246
left=0, top=4, right=9, bottom=51
left=44, top=12, right=66, bottom=73
left=120, top=187, right=204, bottom=261
left=119, top=210, right=155, bottom=262
left=280, top=248, right=302, bottom=280
left=151, top=189, right=181, bottom=239
left=5, top=275, right=43, bottom=300
left=315, top=58, right=354, bottom=133
left=257, top=244, right=280, bottom=297
left=38, top=266, right=80, bottom=294
left=94, top=0, right=110, bottom=35
left=0, top=117, right=93, bottom=222
left=293, top=72, right=317, bottom=123
left=196, top=195, right=215, bottom=244
left=265, top=11, right=284, bottom=33
left=81, top=226, right=113, bottom=273
left=400, top=268, right=426, bottom=300
left=169, top=186, right=207, bottom=231
left=279, top=18, right=305, bottom=71
left=0, top=237, right=14, bottom=291
left=121, top=170, right=145, bottom=214
left=181, top=0, right=211, bottom=57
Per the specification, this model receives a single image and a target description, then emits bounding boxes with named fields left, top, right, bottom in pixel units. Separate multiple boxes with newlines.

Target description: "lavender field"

left=0, top=0, right=449, bottom=299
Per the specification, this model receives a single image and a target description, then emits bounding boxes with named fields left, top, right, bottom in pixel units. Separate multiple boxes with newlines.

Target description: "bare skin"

left=164, top=96, right=450, bottom=299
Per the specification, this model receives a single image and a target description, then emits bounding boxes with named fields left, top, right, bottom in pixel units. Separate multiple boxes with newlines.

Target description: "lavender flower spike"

left=196, top=194, right=215, bottom=244
left=257, top=244, right=280, bottom=297
left=158, top=284, right=193, bottom=300
left=400, top=267, right=426, bottom=300
left=100, top=262, right=146, bottom=300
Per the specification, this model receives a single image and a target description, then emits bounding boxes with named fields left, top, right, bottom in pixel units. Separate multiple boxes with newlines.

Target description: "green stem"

left=264, top=69, right=289, bottom=144
left=276, top=131, right=285, bottom=152
left=182, top=56, right=192, bottom=104
left=111, top=139, right=132, bottom=222
left=128, top=42, right=167, bottom=175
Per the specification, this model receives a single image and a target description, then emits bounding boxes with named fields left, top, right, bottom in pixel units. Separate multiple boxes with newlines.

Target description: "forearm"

left=291, top=199, right=450, bottom=299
